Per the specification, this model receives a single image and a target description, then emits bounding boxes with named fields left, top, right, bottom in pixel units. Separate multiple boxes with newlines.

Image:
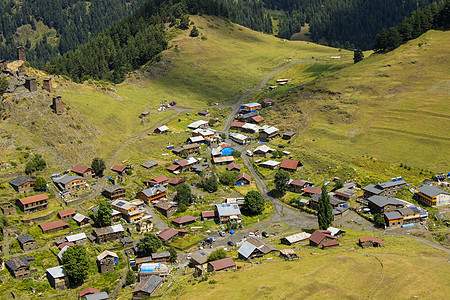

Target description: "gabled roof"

left=154, top=202, right=175, bottom=211
left=141, top=160, right=158, bottom=169
left=282, top=232, right=311, bottom=244
left=19, top=193, right=48, bottom=205
left=215, top=203, right=241, bottom=217
left=397, top=207, right=417, bottom=216
left=66, top=233, right=87, bottom=243
left=133, top=275, right=163, bottom=294
left=283, top=131, right=296, bottom=137
left=84, top=291, right=109, bottom=300
left=242, top=102, right=261, bottom=108
left=230, top=121, right=245, bottom=128
left=188, top=120, right=209, bottom=129
left=261, top=126, right=279, bottom=135
left=304, top=187, right=321, bottom=194
left=188, top=136, right=205, bottom=143
left=260, top=98, right=274, bottom=104
left=280, top=159, right=300, bottom=170
left=190, top=248, right=214, bottom=265
left=156, top=125, right=169, bottom=131
left=254, top=145, right=275, bottom=153
left=53, top=175, right=85, bottom=185
left=213, top=156, right=235, bottom=164
left=229, top=132, right=250, bottom=141
left=227, top=163, right=240, bottom=171
left=359, top=237, right=383, bottom=244
left=148, top=176, right=169, bottom=184
left=6, top=257, right=30, bottom=270
left=384, top=211, right=403, bottom=220
left=172, top=215, right=197, bottom=225
left=93, top=224, right=124, bottom=236
left=289, top=179, right=307, bottom=187
left=251, top=116, right=264, bottom=123
left=17, top=234, right=35, bottom=244
left=416, top=184, right=450, bottom=198
left=140, top=186, right=167, bottom=197
left=334, top=187, right=357, bottom=198
left=71, top=165, right=93, bottom=174
left=308, top=230, right=336, bottom=244
left=237, top=173, right=251, bottom=182
left=157, top=228, right=180, bottom=241
left=326, top=227, right=346, bottom=236
left=208, top=257, right=236, bottom=271
left=73, top=213, right=89, bottom=223
left=103, top=185, right=125, bottom=193
left=58, top=209, right=76, bottom=218
left=40, top=220, right=69, bottom=232
left=259, top=160, right=280, bottom=167
left=167, top=177, right=185, bottom=185
left=111, top=165, right=126, bottom=173
left=152, top=251, right=170, bottom=259
left=97, top=250, right=118, bottom=261
left=79, top=287, right=100, bottom=298
left=9, top=176, right=35, bottom=187
left=322, top=240, right=339, bottom=247
left=368, top=195, right=405, bottom=208
left=238, top=237, right=277, bottom=258
left=201, top=211, right=216, bottom=218
left=57, top=245, right=69, bottom=262
left=46, top=265, right=67, bottom=279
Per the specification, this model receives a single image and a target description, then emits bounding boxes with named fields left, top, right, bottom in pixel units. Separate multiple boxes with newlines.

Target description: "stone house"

left=17, top=235, right=36, bottom=251
left=46, top=266, right=69, bottom=290
left=93, top=224, right=125, bottom=243
left=17, top=193, right=49, bottom=214
left=5, top=257, right=32, bottom=278
left=53, top=175, right=86, bottom=192
left=102, top=185, right=126, bottom=200
left=97, top=250, right=118, bottom=274
left=9, top=176, right=36, bottom=193
left=362, top=178, right=407, bottom=198
left=58, top=209, right=76, bottom=221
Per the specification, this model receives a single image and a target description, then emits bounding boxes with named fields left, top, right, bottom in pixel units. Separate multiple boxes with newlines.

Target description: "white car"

left=246, top=150, right=253, bottom=157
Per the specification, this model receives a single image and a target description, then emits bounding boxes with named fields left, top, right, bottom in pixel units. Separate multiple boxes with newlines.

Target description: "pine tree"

left=353, top=49, right=364, bottom=63
left=317, top=186, right=333, bottom=230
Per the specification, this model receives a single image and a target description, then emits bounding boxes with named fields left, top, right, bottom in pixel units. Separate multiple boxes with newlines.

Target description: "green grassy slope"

left=0, top=15, right=350, bottom=172
left=263, top=30, right=450, bottom=172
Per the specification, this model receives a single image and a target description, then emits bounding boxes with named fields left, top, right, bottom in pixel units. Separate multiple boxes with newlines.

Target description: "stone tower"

left=18, top=63, right=26, bottom=76
left=43, top=78, right=53, bottom=93
left=17, top=46, right=26, bottom=61
left=52, top=96, right=64, bottom=115
left=24, top=77, right=37, bottom=92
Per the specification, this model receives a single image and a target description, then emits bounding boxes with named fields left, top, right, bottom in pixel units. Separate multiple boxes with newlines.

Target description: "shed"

left=207, top=257, right=236, bottom=272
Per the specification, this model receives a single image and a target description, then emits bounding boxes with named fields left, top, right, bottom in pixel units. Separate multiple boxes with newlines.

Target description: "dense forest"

left=45, top=0, right=229, bottom=83
left=265, top=0, right=439, bottom=49
left=373, top=0, right=450, bottom=52
left=0, top=0, right=147, bottom=67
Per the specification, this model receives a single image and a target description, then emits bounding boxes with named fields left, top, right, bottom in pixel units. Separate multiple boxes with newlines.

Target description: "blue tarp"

left=230, top=230, right=235, bottom=235
left=221, top=147, right=235, bottom=156
left=401, top=223, right=415, bottom=228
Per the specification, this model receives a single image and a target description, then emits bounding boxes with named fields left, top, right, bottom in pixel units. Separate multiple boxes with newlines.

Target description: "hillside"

left=0, top=15, right=351, bottom=173
left=257, top=30, right=450, bottom=172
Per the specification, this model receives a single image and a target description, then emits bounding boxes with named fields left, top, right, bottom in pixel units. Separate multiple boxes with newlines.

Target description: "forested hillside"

left=265, top=0, right=440, bottom=49
left=0, top=0, right=147, bottom=67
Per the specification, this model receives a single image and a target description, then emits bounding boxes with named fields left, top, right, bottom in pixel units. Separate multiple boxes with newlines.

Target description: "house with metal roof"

left=367, top=195, right=405, bottom=214
left=414, top=184, right=450, bottom=207
left=384, top=211, right=404, bottom=227
left=154, top=125, right=169, bottom=134
left=253, top=145, right=275, bottom=157
left=259, top=160, right=280, bottom=170
left=362, top=178, right=407, bottom=198
left=139, top=263, right=171, bottom=280
left=102, top=185, right=126, bottom=200
left=213, top=156, right=235, bottom=165
left=240, top=102, right=262, bottom=112
left=238, top=237, right=277, bottom=259
left=334, top=187, right=357, bottom=201
left=73, top=213, right=90, bottom=226
left=172, top=215, right=197, bottom=227
left=137, top=186, right=167, bottom=204
left=280, top=232, right=311, bottom=245
left=93, top=224, right=124, bottom=243
left=241, top=122, right=261, bottom=133
left=259, top=126, right=279, bottom=142
left=157, top=228, right=187, bottom=243
left=359, top=237, right=383, bottom=248
left=133, top=275, right=164, bottom=299
left=53, top=174, right=86, bottom=192
left=282, top=131, right=296, bottom=140
left=215, top=203, right=242, bottom=224
left=9, top=176, right=35, bottom=193
left=187, top=136, right=206, bottom=144
left=188, top=120, right=209, bottom=129
left=46, top=265, right=69, bottom=290
left=83, top=291, right=109, bottom=300
left=229, top=132, right=251, bottom=145
left=66, top=232, right=87, bottom=243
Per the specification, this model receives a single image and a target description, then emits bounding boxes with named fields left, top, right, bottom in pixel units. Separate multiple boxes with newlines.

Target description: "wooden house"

left=259, top=126, right=279, bottom=142
left=172, top=143, right=201, bottom=157
left=308, top=230, right=338, bottom=248
left=238, top=237, right=277, bottom=259
left=71, top=165, right=95, bottom=179
left=53, top=175, right=86, bottom=192
left=334, top=187, right=357, bottom=201
left=141, top=160, right=158, bottom=169
left=240, top=102, right=262, bottom=112
left=282, top=131, right=296, bottom=140
left=111, top=165, right=127, bottom=175
left=236, top=173, right=251, bottom=185
left=9, top=176, right=36, bottom=193
left=40, top=220, right=69, bottom=234
left=280, top=249, right=298, bottom=260
left=102, top=185, right=126, bottom=200
left=207, top=257, right=236, bottom=272
left=17, top=193, right=48, bottom=214
left=157, top=228, right=187, bottom=244
left=5, top=257, right=31, bottom=278
left=144, top=176, right=169, bottom=187
left=137, top=186, right=167, bottom=204
left=367, top=195, right=405, bottom=214
left=384, top=211, right=404, bottom=227
left=259, top=98, right=274, bottom=107
left=280, top=159, right=301, bottom=172
left=154, top=125, right=169, bottom=134
left=132, top=275, right=163, bottom=299
left=215, top=203, right=242, bottom=224
left=201, top=211, right=216, bottom=221
left=97, top=250, right=118, bottom=274
left=73, top=213, right=90, bottom=226
left=151, top=251, right=171, bottom=263
left=359, top=237, right=383, bottom=248
left=414, top=184, right=450, bottom=207
left=227, top=163, right=240, bottom=172
left=362, top=178, right=407, bottom=198
left=58, top=209, right=76, bottom=221
left=93, top=224, right=125, bottom=243
left=154, top=202, right=177, bottom=218
left=172, top=215, right=197, bottom=227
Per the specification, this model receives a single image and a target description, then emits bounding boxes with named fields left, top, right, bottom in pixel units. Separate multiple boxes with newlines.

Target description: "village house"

left=141, top=160, right=158, bottom=169
left=227, top=163, right=240, bottom=172
left=334, top=187, right=357, bottom=201
left=111, top=199, right=144, bottom=223
left=46, top=266, right=69, bottom=290
left=236, top=173, right=251, bottom=185
left=189, top=248, right=214, bottom=275
left=259, top=126, right=280, bottom=142
left=309, top=230, right=339, bottom=248
left=192, top=164, right=210, bottom=174
left=154, top=125, right=169, bottom=134
left=144, top=176, right=169, bottom=187
left=97, top=250, right=118, bottom=274
left=253, top=145, right=275, bottom=157
left=216, top=203, right=242, bottom=224
left=327, top=227, right=346, bottom=237
left=188, top=120, right=209, bottom=129
left=288, top=179, right=314, bottom=193
left=66, top=232, right=87, bottom=244
left=303, top=187, right=322, bottom=198
left=132, top=275, right=164, bottom=299
left=187, top=136, right=206, bottom=144
left=17, top=193, right=48, bottom=214
left=40, top=220, right=69, bottom=234
left=240, top=102, right=262, bottom=112
left=309, top=193, right=345, bottom=210
left=224, top=197, right=245, bottom=207
left=238, top=237, right=277, bottom=259
left=93, top=224, right=125, bottom=243
left=237, top=111, right=258, bottom=123
left=397, top=207, right=421, bottom=223
left=17, top=234, right=36, bottom=251
left=167, top=177, right=185, bottom=186
left=248, top=116, right=264, bottom=124
left=166, top=157, right=198, bottom=173
left=367, top=195, right=405, bottom=214
left=111, top=165, right=127, bottom=175
left=280, top=249, right=298, bottom=260
left=259, top=160, right=281, bottom=170
left=154, top=202, right=177, bottom=218
left=111, top=209, right=122, bottom=223
left=1, top=203, right=16, bottom=215
left=229, top=132, right=251, bottom=145
left=414, top=184, right=450, bottom=207
left=73, top=213, right=90, bottom=226
left=58, top=209, right=76, bottom=221
left=9, top=176, right=36, bottom=193
left=280, top=232, right=311, bottom=245
left=172, top=143, right=201, bottom=157
left=83, top=292, right=109, bottom=300
left=201, top=211, right=216, bottom=221
left=280, top=159, right=302, bottom=172
left=213, top=156, right=235, bottom=165
left=53, top=175, right=86, bottom=192
left=230, top=121, right=245, bottom=130
left=282, top=131, right=296, bottom=140
left=362, top=178, right=407, bottom=198
left=172, top=215, right=197, bottom=227
left=141, top=110, right=151, bottom=118
left=198, top=110, right=210, bottom=117
left=192, top=128, right=216, bottom=139
left=71, top=165, right=95, bottom=179
left=383, top=211, right=404, bottom=227
left=333, top=206, right=350, bottom=220
left=102, top=185, right=126, bottom=200
left=359, top=237, right=383, bottom=248
left=150, top=251, right=170, bottom=263
left=207, top=257, right=236, bottom=272
left=137, top=186, right=167, bottom=204
left=259, top=98, right=274, bottom=107
left=6, top=257, right=32, bottom=278
left=157, top=228, right=188, bottom=244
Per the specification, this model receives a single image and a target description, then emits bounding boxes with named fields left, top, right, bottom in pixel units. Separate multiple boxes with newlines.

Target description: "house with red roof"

left=259, top=98, right=274, bottom=107
left=171, top=215, right=197, bottom=227
left=201, top=211, right=216, bottom=221
left=309, top=230, right=338, bottom=248
left=227, top=163, right=240, bottom=172
left=144, top=176, right=169, bottom=187
left=111, top=165, right=127, bottom=175
left=280, top=159, right=302, bottom=172
left=167, top=177, right=185, bottom=186
left=207, top=257, right=236, bottom=272
left=237, top=173, right=251, bottom=185
left=359, top=237, right=383, bottom=248
left=71, top=165, right=95, bottom=179
left=40, top=220, right=70, bottom=234
left=17, top=193, right=48, bottom=214
left=157, top=228, right=188, bottom=244
left=58, top=209, right=76, bottom=221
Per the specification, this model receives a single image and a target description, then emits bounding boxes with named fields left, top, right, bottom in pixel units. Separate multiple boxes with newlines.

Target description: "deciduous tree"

left=244, top=190, right=265, bottom=215
left=274, top=169, right=290, bottom=195
left=138, top=233, right=162, bottom=256
left=62, top=245, right=89, bottom=287
left=91, top=157, right=106, bottom=177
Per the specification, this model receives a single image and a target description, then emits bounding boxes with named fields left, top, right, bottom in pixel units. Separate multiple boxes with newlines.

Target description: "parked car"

left=227, top=241, right=234, bottom=247
left=262, top=231, right=269, bottom=238
left=170, top=101, right=177, bottom=106
left=248, top=232, right=255, bottom=237
left=246, top=150, right=253, bottom=156
left=278, top=145, right=285, bottom=148
left=204, top=237, right=215, bottom=244
left=219, top=231, right=226, bottom=237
